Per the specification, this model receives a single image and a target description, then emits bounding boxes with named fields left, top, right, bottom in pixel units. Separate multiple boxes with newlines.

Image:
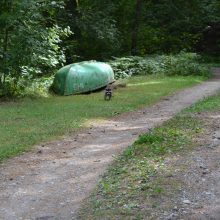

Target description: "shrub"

left=108, top=56, right=142, bottom=79
left=23, top=76, right=54, bottom=97
left=109, top=52, right=209, bottom=79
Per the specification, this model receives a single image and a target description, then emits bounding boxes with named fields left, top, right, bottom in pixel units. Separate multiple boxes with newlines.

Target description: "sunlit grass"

left=0, top=75, right=205, bottom=162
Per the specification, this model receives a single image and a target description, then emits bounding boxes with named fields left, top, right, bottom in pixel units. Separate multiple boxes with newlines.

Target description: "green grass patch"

left=0, top=75, right=205, bottom=162
left=208, top=63, right=220, bottom=68
left=78, top=114, right=202, bottom=219
left=186, top=92, right=220, bottom=113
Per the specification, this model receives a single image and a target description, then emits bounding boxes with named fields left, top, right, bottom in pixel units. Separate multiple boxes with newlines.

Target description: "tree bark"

left=2, top=28, right=9, bottom=84
left=131, top=0, right=143, bottom=55
left=1, top=0, right=10, bottom=85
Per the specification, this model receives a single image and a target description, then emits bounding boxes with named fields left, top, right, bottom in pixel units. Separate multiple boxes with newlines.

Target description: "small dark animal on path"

left=104, top=84, right=113, bottom=101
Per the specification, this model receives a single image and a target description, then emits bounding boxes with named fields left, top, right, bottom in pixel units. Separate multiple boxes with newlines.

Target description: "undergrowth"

left=109, top=52, right=210, bottom=79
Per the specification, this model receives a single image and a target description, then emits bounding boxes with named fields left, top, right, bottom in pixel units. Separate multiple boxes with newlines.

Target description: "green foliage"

left=109, top=56, right=142, bottom=79
left=0, top=0, right=72, bottom=97
left=63, top=0, right=119, bottom=60
left=72, top=0, right=219, bottom=57
left=109, top=52, right=209, bottom=79
left=22, top=76, right=54, bottom=98
left=159, top=52, right=209, bottom=76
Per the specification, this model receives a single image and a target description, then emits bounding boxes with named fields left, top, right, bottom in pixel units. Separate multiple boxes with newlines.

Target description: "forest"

left=0, top=0, right=220, bottom=97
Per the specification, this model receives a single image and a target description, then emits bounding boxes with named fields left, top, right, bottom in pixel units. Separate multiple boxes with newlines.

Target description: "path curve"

left=1, top=70, right=220, bottom=220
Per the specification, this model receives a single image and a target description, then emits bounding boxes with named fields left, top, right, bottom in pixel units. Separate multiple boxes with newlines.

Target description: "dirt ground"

left=149, top=111, right=220, bottom=220
left=0, top=69, right=220, bottom=220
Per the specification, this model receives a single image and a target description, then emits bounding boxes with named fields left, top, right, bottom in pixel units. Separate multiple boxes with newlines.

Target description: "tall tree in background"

left=131, top=0, right=143, bottom=55
left=198, top=0, right=220, bottom=55
left=58, top=0, right=220, bottom=61
left=75, top=0, right=119, bottom=59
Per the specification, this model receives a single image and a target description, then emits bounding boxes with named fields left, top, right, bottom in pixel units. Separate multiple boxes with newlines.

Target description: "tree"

left=131, top=0, right=143, bottom=55
left=75, top=0, right=119, bottom=59
left=0, top=0, right=71, bottom=95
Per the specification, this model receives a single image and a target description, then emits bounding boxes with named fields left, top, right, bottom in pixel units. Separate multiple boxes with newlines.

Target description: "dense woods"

left=0, top=0, right=220, bottom=97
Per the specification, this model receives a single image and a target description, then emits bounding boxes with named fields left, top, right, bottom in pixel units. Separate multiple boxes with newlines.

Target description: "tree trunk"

left=1, top=0, right=10, bottom=85
left=2, top=28, right=9, bottom=85
left=131, top=0, right=143, bottom=55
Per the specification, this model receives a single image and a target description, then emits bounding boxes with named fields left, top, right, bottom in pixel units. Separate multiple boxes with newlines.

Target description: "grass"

left=186, top=92, right=220, bottom=113
left=78, top=114, right=202, bottom=219
left=0, top=75, right=205, bottom=162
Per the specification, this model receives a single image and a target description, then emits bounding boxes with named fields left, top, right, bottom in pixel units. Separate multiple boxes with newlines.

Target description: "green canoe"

left=52, top=61, right=115, bottom=95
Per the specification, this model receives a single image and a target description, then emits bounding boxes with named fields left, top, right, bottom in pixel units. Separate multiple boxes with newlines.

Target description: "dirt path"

left=1, top=70, right=220, bottom=220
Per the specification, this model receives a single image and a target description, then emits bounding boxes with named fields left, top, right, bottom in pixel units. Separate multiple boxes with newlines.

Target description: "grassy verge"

left=186, top=92, right=220, bottom=113
left=0, top=75, right=205, bottom=162
left=78, top=114, right=202, bottom=219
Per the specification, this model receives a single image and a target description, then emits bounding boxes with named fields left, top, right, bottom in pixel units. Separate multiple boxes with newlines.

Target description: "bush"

left=0, top=75, right=54, bottom=98
left=23, top=76, right=54, bottom=97
left=109, top=52, right=209, bottom=79
left=109, top=56, right=143, bottom=79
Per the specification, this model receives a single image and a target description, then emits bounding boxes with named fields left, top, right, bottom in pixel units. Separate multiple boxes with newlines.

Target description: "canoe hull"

left=52, top=61, right=115, bottom=95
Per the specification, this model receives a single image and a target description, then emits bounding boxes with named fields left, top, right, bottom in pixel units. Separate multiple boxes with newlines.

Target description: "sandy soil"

left=0, top=69, right=220, bottom=220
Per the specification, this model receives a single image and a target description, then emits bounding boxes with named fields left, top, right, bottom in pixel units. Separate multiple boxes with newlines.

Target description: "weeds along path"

left=0, top=69, right=220, bottom=220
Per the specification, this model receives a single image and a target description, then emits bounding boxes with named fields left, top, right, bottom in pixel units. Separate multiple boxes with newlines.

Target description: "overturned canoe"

left=52, top=61, right=115, bottom=95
